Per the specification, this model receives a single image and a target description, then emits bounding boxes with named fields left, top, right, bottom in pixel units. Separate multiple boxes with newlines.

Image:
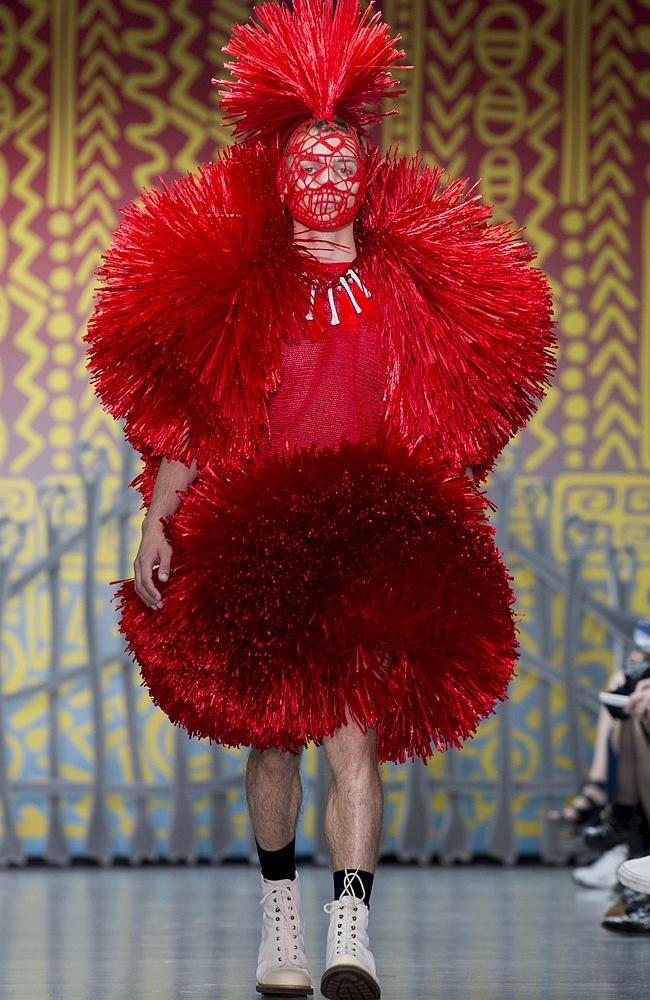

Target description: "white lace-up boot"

left=256, top=872, right=313, bottom=996
left=320, top=870, right=380, bottom=999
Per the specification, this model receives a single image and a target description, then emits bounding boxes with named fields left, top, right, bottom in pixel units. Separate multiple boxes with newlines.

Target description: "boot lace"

left=323, top=867, right=365, bottom=958
left=260, top=882, right=304, bottom=966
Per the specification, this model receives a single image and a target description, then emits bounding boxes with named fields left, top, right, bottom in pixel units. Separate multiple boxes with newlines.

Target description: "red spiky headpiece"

left=212, top=0, right=407, bottom=145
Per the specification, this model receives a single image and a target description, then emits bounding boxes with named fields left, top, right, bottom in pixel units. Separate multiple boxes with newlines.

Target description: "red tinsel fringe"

left=84, top=141, right=555, bottom=505
left=358, top=149, right=556, bottom=480
left=83, top=143, right=311, bottom=471
left=112, top=436, right=517, bottom=764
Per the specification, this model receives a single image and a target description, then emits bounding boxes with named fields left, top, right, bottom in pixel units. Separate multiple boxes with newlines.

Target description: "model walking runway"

left=82, top=1, right=554, bottom=994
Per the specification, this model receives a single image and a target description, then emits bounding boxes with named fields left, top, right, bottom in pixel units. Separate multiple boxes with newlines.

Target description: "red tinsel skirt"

left=114, top=435, right=517, bottom=764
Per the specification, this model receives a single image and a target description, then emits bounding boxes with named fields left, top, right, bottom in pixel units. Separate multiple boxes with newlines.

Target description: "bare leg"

left=548, top=703, right=613, bottom=821
left=615, top=719, right=639, bottom=807
left=246, top=747, right=303, bottom=850
left=591, top=702, right=615, bottom=783
left=322, top=706, right=384, bottom=872
left=632, top=719, right=650, bottom=823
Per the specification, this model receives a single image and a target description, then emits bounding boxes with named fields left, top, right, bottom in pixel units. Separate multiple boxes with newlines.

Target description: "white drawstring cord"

left=327, top=286, right=340, bottom=326
left=304, top=267, right=368, bottom=326
left=305, top=282, right=316, bottom=321
left=346, top=268, right=371, bottom=299
left=339, top=274, right=361, bottom=314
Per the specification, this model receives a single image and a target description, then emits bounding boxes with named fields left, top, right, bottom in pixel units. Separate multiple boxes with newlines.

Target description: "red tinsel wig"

left=213, top=0, right=407, bottom=145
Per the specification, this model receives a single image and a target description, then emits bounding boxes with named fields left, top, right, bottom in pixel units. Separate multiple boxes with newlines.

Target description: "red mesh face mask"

left=280, top=123, right=366, bottom=229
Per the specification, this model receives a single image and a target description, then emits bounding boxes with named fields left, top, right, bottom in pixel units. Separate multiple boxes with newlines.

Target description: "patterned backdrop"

left=1, top=0, right=650, bottom=860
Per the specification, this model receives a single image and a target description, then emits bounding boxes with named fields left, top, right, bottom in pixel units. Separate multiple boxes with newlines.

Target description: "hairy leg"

left=322, top=706, right=384, bottom=872
left=246, top=747, right=303, bottom=850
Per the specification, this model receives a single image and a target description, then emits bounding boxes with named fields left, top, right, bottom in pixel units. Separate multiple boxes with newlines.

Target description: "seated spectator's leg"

left=584, top=718, right=645, bottom=851
left=616, top=717, right=639, bottom=808
left=632, top=717, right=650, bottom=834
left=593, top=698, right=617, bottom=788
left=548, top=703, right=611, bottom=825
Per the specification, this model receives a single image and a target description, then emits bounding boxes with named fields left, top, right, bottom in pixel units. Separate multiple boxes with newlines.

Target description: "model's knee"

left=248, top=746, right=302, bottom=780
left=324, top=728, right=379, bottom=781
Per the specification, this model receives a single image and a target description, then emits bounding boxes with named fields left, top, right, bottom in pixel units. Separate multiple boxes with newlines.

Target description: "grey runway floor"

left=0, top=863, right=646, bottom=1000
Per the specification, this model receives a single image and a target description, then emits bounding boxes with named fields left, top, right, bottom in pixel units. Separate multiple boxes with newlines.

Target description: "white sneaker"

left=321, top=893, right=380, bottom=999
left=571, top=843, right=630, bottom=889
left=256, top=872, right=313, bottom=996
left=618, top=853, right=650, bottom=894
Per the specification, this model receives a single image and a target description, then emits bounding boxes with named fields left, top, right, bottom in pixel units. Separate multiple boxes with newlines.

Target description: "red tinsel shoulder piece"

left=85, top=140, right=555, bottom=506
left=83, top=143, right=311, bottom=481
left=358, top=150, right=556, bottom=479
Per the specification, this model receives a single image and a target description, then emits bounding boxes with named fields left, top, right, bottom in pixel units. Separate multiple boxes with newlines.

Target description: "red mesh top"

left=266, top=260, right=387, bottom=452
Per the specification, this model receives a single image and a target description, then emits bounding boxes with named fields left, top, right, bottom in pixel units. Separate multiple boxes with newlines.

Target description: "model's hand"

left=134, top=519, right=172, bottom=610
left=625, top=678, right=650, bottom=729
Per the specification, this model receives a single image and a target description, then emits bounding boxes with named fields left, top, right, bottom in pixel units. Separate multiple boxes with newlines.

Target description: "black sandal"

left=547, top=779, right=608, bottom=828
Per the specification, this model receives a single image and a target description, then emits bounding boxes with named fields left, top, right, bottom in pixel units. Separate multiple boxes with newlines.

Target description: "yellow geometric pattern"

left=2, top=0, right=650, bottom=856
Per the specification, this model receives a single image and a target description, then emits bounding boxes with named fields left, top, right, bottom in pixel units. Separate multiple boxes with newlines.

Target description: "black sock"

left=612, top=802, right=639, bottom=821
left=333, top=868, right=374, bottom=908
left=255, top=837, right=296, bottom=881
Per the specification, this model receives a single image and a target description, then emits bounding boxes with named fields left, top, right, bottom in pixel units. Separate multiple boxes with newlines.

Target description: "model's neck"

left=292, top=220, right=357, bottom=263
